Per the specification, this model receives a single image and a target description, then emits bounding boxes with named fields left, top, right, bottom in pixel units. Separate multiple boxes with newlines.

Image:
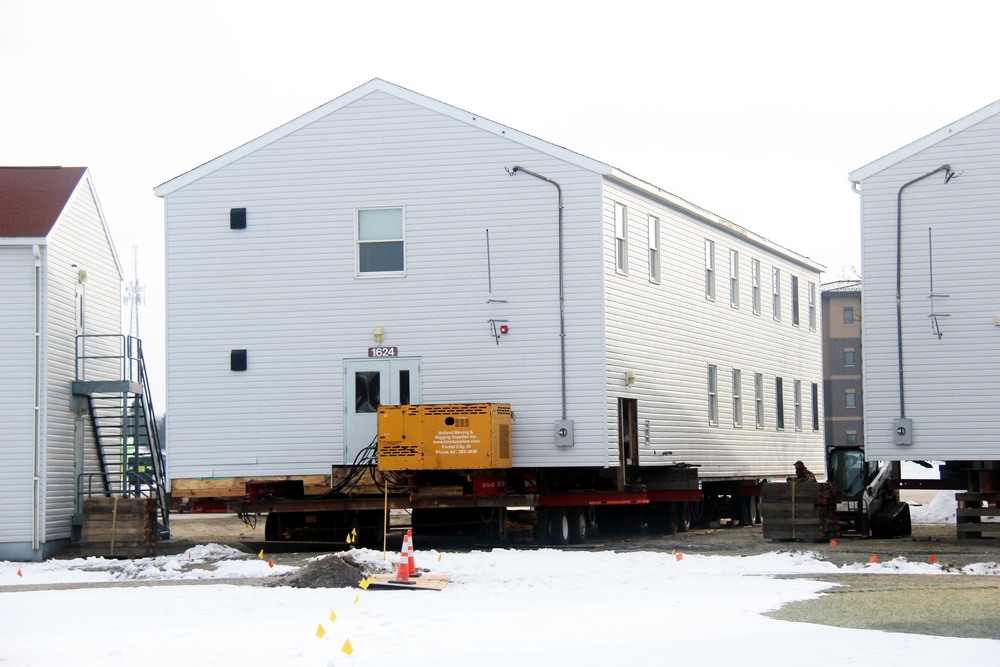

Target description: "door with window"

left=343, top=358, right=421, bottom=462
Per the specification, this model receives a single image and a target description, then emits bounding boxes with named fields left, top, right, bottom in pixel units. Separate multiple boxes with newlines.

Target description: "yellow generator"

left=377, top=403, right=513, bottom=471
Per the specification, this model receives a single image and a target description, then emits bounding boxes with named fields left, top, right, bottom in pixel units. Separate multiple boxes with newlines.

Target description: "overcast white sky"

left=3, top=1, right=998, bottom=408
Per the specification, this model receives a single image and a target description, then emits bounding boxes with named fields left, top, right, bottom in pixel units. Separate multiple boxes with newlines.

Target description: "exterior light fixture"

left=373, top=327, right=384, bottom=344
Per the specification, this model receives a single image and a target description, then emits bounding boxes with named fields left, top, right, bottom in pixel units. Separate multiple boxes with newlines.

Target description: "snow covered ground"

left=2, top=499, right=998, bottom=667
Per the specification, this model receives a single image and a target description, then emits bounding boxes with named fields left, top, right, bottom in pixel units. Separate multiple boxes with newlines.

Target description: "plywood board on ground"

left=368, top=573, right=451, bottom=591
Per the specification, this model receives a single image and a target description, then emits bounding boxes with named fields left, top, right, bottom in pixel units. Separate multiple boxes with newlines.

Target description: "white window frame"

left=791, top=275, right=800, bottom=326
left=732, top=369, right=742, bottom=427
left=356, top=206, right=405, bottom=276
left=648, top=215, right=660, bottom=283
left=730, top=249, right=740, bottom=309
left=846, top=389, right=857, bottom=409
left=751, top=259, right=761, bottom=315
left=754, top=372, right=764, bottom=429
left=808, top=282, right=817, bottom=331
left=794, top=379, right=802, bottom=431
left=844, top=348, right=856, bottom=367
left=772, top=267, right=781, bottom=321
left=775, top=376, right=785, bottom=430
left=811, top=382, right=820, bottom=431
left=705, top=239, right=716, bottom=301
left=615, top=202, right=628, bottom=274
left=708, top=364, right=719, bottom=426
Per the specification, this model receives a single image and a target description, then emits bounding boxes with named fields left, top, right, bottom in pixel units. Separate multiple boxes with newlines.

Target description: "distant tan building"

left=822, top=280, right=863, bottom=451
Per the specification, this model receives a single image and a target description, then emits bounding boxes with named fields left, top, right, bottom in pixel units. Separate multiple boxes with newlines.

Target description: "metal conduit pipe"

left=507, top=166, right=569, bottom=422
left=895, top=164, right=953, bottom=417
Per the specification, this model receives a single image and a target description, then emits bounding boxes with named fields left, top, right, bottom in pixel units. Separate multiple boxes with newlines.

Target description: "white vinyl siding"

left=853, top=109, right=1000, bottom=460
left=160, top=82, right=827, bottom=484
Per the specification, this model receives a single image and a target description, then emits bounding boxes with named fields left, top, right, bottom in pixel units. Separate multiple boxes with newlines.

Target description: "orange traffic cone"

left=394, top=536, right=414, bottom=584
left=406, top=529, right=420, bottom=577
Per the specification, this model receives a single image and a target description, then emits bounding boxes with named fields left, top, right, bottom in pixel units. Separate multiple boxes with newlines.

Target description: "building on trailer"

left=155, top=79, right=825, bottom=505
left=849, top=98, right=1000, bottom=532
left=0, top=167, right=123, bottom=560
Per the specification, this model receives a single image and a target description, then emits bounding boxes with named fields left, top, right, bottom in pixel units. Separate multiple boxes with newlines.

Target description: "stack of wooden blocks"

left=80, top=497, right=158, bottom=558
left=761, top=481, right=840, bottom=541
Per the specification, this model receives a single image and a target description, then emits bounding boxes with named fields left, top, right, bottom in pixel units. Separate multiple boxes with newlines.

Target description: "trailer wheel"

left=568, top=508, right=588, bottom=544
left=549, top=508, right=570, bottom=545
left=647, top=502, right=677, bottom=535
left=677, top=502, right=692, bottom=532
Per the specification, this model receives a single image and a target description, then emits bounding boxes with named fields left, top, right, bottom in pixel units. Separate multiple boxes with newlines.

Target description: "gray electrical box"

left=554, top=419, right=575, bottom=447
left=892, top=418, right=913, bottom=445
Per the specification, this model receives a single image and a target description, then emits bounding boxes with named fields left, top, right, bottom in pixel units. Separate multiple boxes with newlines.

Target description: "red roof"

left=0, top=167, right=87, bottom=238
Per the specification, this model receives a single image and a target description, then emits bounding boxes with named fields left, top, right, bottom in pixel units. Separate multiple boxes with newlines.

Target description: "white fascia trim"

left=849, top=97, right=1000, bottom=184
left=0, top=237, right=48, bottom=246
left=154, top=78, right=613, bottom=198
left=607, top=170, right=825, bottom=274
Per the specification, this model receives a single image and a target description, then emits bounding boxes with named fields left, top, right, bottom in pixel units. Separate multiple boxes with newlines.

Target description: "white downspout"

left=32, top=244, right=42, bottom=551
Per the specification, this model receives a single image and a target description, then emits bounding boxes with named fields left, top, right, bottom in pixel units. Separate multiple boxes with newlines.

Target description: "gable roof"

left=155, top=79, right=823, bottom=272
left=0, top=166, right=88, bottom=237
left=849, top=98, right=1000, bottom=183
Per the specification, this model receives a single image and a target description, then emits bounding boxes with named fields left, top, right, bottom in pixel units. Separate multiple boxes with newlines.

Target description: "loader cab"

left=828, top=447, right=872, bottom=500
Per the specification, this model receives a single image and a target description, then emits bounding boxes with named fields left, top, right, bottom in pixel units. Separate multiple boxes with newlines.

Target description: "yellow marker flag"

left=315, top=624, right=326, bottom=639
left=354, top=593, right=360, bottom=604
left=437, top=553, right=442, bottom=562
left=341, top=639, right=354, bottom=656
left=359, top=578, right=370, bottom=590
left=258, top=549, right=264, bottom=559
left=329, top=610, right=337, bottom=622
left=367, top=575, right=375, bottom=585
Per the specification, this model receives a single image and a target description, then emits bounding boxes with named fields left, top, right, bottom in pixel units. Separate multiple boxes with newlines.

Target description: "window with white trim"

left=775, top=376, right=785, bottom=429
left=794, top=379, right=802, bottom=431
left=808, top=282, right=817, bottom=330
left=754, top=372, right=764, bottom=429
left=357, top=207, right=404, bottom=275
left=811, top=382, right=820, bottom=431
left=791, top=275, right=800, bottom=326
left=772, top=267, right=781, bottom=321
left=648, top=215, right=660, bottom=283
left=705, top=239, right=716, bottom=301
left=732, top=369, right=743, bottom=427
left=708, top=364, right=719, bottom=426
left=615, top=202, right=628, bottom=274
left=845, top=389, right=857, bottom=409
left=844, top=348, right=856, bottom=367
left=751, top=259, right=761, bottom=315
left=730, top=249, right=740, bottom=309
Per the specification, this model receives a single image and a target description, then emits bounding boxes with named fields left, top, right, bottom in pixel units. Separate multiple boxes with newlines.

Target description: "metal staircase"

left=72, top=335, right=169, bottom=539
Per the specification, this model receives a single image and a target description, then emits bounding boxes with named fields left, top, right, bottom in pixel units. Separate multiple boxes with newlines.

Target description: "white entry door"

left=343, top=357, right=421, bottom=462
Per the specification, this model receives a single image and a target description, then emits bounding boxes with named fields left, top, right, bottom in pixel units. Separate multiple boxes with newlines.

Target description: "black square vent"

left=231, top=349, right=248, bottom=371
left=230, top=208, right=247, bottom=230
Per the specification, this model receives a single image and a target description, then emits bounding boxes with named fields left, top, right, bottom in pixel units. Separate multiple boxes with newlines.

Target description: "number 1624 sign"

left=368, top=346, right=398, bottom=358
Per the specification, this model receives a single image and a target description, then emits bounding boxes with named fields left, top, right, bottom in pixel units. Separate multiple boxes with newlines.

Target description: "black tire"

left=647, top=502, right=678, bottom=535
left=677, top=502, right=692, bottom=532
left=568, top=508, right=588, bottom=544
left=549, top=508, right=570, bottom=545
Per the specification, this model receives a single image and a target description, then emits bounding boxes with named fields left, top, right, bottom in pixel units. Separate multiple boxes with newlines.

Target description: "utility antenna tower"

left=123, top=245, right=144, bottom=339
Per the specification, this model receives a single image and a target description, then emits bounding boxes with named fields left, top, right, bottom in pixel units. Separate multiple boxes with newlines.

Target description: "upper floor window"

left=793, top=379, right=802, bottom=431
left=730, top=249, right=740, bottom=309
left=791, top=275, right=800, bottom=326
left=357, top=207, right=404, bottom=275
left=844, top=349, right=856, bottom=367
left=844, top=306, right=855, bottom=325
left=648, top=215, right=660, bottom=283
left=754, top=372, right=764, bottom=429
left=775, top=376, right=785, bottom=429
left=615, top=202, right=628, bottom=274
left=751, top=259, right=761, bottom=315
left=705, top=239, right=716, bottom=301
left=845, top=389, right=857, bottom=409
left=772, top=267, right=781, bottom=321
left=732, top=368, right=743, bottom=427
left=808, top=282, right=817, bottom=330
